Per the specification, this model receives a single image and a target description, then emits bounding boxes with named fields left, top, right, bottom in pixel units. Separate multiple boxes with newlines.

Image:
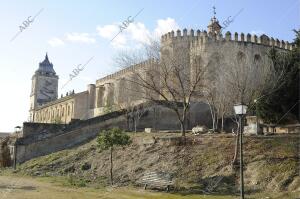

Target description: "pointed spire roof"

left=41, top=53, right=50, bottom=65
left=36, top=53, right=56, bottom=74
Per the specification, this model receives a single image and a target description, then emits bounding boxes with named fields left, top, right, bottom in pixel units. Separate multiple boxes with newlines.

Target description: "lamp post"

left=13, top=126, right=21, bottom=170
left=234, top=103, right=248, bottom=199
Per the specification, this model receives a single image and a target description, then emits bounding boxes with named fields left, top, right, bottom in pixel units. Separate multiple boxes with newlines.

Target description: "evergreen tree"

left=97, top=128, right=131, bottom=185
left=256, top=30, right=299, bottom=124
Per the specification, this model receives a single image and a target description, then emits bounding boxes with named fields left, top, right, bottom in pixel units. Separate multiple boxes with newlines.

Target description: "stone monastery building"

left=29, top=14, right=293, bottom=129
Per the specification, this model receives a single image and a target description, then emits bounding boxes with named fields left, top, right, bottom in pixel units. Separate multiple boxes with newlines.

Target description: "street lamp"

left=13, top=126, right=21, bottom=170
left=234, top=103, right=248, bottom=199
left=234, top=104, right=248, bottom=115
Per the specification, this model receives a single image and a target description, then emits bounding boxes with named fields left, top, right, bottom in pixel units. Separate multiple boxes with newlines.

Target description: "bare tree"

left=203, top=88, right=218, bottom=132
left=220, top=51, right=280, bottom=106
left=216, top=51, right=285, bottom=166
left=114, top=39, right=207, bottom=137
left=120, top=102, right=147, bottom=132
left=130, top=105, right=147, bottom=132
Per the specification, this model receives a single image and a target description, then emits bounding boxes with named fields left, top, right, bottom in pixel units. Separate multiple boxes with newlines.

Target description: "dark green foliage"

left=96, top=128, right=131, bottom=185
left=81, top=162, right=91, bottom=171
left=67, top=175, right=87, bottom=187
left=256, top=29, right=300, bottom=124
left=97, top=128, right=132, bottom=150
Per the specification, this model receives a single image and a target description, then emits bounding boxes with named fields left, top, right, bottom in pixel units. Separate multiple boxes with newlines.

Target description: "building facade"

left=29, top=16, right=293, bottom=126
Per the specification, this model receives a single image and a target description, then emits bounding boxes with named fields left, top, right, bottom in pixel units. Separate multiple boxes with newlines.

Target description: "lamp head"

left=234, top=103, right=248, bottom=115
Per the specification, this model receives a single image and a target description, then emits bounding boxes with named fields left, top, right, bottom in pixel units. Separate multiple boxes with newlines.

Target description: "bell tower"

left=207, top=6, right=222, bottom=35
left=29, top=53, right=59, bottom=121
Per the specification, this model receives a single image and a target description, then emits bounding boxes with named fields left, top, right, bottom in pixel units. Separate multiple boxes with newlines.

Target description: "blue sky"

left=0, top=0, right=299, bottom=132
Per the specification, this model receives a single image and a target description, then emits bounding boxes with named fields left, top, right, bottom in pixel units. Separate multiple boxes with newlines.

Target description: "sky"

left=0, top=0, right=299, bottom=132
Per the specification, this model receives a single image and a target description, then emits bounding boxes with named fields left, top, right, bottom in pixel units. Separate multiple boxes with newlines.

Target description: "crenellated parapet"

left=161, top=29, right=206, bottom=43
left=161, top=29, right=295, bottom=51
left=96, top=58, right=158, bottom=85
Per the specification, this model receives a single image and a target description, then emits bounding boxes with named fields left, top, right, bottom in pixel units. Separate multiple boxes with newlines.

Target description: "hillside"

left=15, top=132, right=300, bottom=195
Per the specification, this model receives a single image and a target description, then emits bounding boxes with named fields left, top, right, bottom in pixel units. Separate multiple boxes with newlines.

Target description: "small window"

left=237, top=51, right=246, bottom=64
left=254, top=54, right=262, bottom=65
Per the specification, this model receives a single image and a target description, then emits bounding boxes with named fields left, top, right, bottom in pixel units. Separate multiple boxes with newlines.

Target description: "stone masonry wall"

left=16, top=102, right=211, bottom=163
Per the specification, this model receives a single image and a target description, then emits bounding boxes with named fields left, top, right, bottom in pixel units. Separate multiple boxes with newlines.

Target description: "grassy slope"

left=15, top=133, right=300, bottom=196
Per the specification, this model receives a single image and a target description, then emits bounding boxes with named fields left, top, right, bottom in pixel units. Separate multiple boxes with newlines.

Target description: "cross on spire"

left=213, top=6, right=216, bottom=17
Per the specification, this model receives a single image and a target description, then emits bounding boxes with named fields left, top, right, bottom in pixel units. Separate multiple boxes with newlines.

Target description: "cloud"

left=111, top=34, right=127, bottom=49
left=154, top=18, right=180, bottom=37
left=97, top=17, right=179, bottom=49
left=65, top=33, right=96, bottom=43
left=49, top=18, right=179, bottom=48
left=97, top=25, right=119, bottom=39
left=97, top=23, right=151, bottom=48
left=127, top=22, right=151, bottom=44
left=97, top=24, right=129, bottom=48
left=48, top=33, right=95, bottom=47
left=48, top=37, right=65, bottom=47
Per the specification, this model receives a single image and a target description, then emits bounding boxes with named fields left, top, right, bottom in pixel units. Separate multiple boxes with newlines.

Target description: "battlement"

left=161, top=29, right=204, bottom=43
left=96, top=58, right=158, bottom=85
left=161, top=29, right=295, bottom=51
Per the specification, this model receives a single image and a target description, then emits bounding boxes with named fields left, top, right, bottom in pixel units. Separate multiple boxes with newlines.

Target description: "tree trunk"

left=215, top=112, right=219, bottom=132
left=180, top=121, right=185, bottom=137
left=134, top=118, right=137, bottom=133
left=126, top=115, right=130, bottom=131
left=153, top=107, right=157, bottom=130
left=208, top=103, right=216, bottom=132
left=211, top=112, right=215, bottom=131
left=215, top=108, right=219, bottom=131
left=110, top=146, right=113, bottom=185
left=221, top=113, right=224, bottom=133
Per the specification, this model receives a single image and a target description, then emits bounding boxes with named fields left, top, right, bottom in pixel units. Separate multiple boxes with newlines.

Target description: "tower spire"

left=207, top=6, right=222, bottom=35
left=36, top=53, right=56, bottom=74
left=45, top=52, right=49, bottom=62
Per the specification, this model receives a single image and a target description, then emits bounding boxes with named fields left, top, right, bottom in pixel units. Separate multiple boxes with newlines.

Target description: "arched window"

left=237, top=51, right=246, bottom=64
left=254, top=54, right=262, bottom=65
left=68, top=106, right=70, bottom=116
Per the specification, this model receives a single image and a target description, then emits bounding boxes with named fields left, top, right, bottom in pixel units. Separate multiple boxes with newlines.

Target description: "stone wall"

left=16, top=102, right=211, bottom=163
left=33, top=91, right=89, bottom=124
left=16, top=110, right=127, bottom=163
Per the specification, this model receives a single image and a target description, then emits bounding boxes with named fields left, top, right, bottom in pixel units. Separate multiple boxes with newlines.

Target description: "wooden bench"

left=138, top=171, right=173, bottom=191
